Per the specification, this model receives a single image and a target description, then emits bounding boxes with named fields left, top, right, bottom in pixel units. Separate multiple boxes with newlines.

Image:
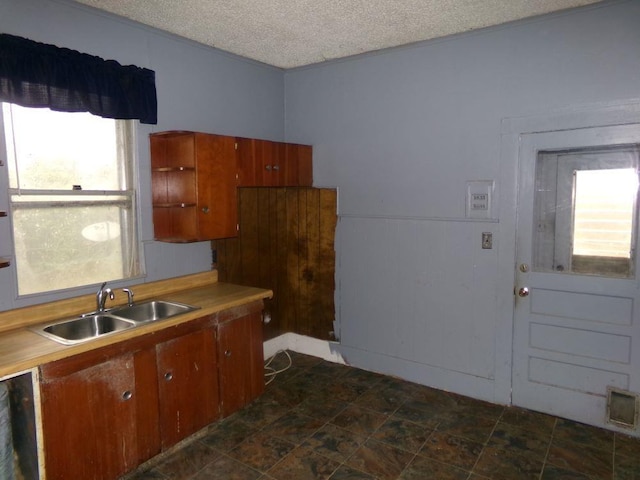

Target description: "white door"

left=513, top=124, right=640, bottom=430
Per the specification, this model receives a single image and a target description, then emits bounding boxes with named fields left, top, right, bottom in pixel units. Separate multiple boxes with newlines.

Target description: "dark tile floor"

left=124, top=351, right=640, bottom=480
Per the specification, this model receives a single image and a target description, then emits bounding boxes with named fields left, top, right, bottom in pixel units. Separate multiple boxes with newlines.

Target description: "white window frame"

left=0, top=103, right=144, bottom=297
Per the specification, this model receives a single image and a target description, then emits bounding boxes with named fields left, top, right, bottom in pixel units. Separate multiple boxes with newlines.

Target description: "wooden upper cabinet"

left=237, top=137, right=312, bottom=187
left=150, top=131, right=238, bottom=242
left=285, top=142, right=313, bottom=186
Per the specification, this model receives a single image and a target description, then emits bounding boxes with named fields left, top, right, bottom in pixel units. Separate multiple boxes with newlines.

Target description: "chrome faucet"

left=96, top=282, right=115, bottom=312
left=122, top=288, right=135, bottom=307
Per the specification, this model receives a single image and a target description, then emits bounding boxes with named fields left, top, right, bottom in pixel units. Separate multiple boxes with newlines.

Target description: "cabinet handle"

left=265, top=165, right=272, bottom=171
left=164, top=372, right=173, bottom=381
left=272, top=164, right=280, bottom=171
left=201, top=206, right=210, bottom=214
left=122, top=390, right=133, bottom=401
left=225, top=350, right=232, bottom=357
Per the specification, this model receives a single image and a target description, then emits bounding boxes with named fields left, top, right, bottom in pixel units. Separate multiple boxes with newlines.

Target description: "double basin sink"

left=32, top=300, right=200, bottom=345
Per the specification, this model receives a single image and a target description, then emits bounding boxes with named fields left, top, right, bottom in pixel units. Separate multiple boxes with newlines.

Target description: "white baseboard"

left=263, top=333, right=500, bottom=405
left=263, top=333, right=346, bottom=364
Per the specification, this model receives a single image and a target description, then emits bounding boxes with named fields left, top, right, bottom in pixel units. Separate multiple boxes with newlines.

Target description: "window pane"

left=532, top=146, right=639, bottom=278
left=3, top=104, right=122, bottom=190
left=12, top=201, right=134, bottom=295
left=1, top=103, right=141, bottom=296
left=573, top=169, right=636, bottom=258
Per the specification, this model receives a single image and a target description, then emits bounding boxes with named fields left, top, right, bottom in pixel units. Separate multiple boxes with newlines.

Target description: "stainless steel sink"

left=31, top=300, right=200, bottom=345
left=111, top=300, right=199, bottom=323
left=33, top=314, right=136, bottom=345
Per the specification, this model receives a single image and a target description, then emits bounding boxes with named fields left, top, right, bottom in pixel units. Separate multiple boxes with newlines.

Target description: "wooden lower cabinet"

left=38, top=303, right=264, bottom=480
left=218, top=308, right=264, bottom=417
left=40, top=353, right=139, bottom=480
left=156, top=328, right=219, bottom=449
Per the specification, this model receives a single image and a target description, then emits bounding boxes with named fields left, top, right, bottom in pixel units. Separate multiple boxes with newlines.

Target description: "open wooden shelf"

left=153, top=203, right=197, bottom=208
left=152, top=167, right=195, bottom=172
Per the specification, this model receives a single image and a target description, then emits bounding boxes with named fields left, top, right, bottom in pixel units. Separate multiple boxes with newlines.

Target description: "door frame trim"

left=495, top=100, right=640, bottom=405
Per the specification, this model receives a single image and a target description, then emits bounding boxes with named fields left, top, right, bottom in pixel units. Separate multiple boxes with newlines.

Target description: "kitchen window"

left=1, top=103, right=142, bottom=295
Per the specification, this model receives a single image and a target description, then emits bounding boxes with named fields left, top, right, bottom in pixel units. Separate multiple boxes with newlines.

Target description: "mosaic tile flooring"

left=124, top=351, right=640, bottom=480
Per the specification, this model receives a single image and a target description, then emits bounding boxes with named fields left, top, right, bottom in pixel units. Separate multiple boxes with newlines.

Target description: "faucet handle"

left=122, top=288, right=134, bottom=307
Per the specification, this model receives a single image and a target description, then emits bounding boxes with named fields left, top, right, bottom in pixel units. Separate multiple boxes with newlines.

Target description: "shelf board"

left=154, top=237, right=200, bottom=243
left=152, top=167, right=195, bottom=172
left=153, top=203, right=197, bottom=208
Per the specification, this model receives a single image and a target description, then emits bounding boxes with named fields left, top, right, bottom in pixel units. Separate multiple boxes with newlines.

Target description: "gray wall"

left=283, top=0, right=640, bottom=403
left=0, top=0, right=284, bottom=310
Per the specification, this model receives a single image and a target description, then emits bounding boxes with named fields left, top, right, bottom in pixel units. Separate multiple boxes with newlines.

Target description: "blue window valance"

left=0, top=33, right=157, bottom=124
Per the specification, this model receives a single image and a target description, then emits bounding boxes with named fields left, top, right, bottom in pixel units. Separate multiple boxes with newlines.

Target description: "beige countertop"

left=0, top=271, right=272, bottom=379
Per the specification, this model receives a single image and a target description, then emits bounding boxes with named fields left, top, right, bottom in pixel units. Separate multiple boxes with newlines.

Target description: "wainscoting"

left=213, top=187, right=337, bottom=341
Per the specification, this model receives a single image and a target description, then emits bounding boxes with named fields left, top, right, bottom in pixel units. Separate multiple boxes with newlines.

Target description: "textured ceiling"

left=73, top=0, right=602, bottom=69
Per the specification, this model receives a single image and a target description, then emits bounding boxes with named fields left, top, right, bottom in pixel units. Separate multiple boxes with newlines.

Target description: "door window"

left=532, top=146, right=639, bottom=278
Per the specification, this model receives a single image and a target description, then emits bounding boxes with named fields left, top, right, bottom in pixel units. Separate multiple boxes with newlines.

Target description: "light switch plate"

left=482, top=232, right=493, bottom=249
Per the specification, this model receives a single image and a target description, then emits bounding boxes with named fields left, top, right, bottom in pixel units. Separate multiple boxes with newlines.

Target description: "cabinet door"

left=156, top=328, right=219, bottom=449
left=195, top=133, right=238, bottom=239
left=218, top=311, right=264, bottom=417
left=285, top=143, right=313, bottom=186
left=237, top=138, right=284, bottom=186
left=40, top=354, right=137, bottom=480
left=237, top=137, right=312, bottom=187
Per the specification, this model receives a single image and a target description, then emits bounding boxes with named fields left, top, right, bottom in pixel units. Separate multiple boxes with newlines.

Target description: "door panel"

left=218, top=312, right=264, bottom=417
left=513, top=124, right=640, bottom=429
left=40, top=354, right=137, bottom=480
left=156, top=328, right=219, bottom=449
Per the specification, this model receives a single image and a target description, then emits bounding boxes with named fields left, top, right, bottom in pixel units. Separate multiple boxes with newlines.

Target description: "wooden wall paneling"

left=272, top=188, right=288, bottom=339
left=257, top=188, right=272, bottom=289
left=260, top=189, right=276, bottom=338
left=213, top=237, right=240, bottom=283
left=213, top=187, right=336, bottom=341
left=239, top=188, right=260, bottom=287
left=256, top=188, right=274, bottom=334
left=212, top=239, right=224, bottom=280
left=296, top=189, right=310, bottom=337
left=302, top=189, right=321, bottom=338
left=284, top=189, right=300, bottom=335
left=318, top=189, right=337, bottom=340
